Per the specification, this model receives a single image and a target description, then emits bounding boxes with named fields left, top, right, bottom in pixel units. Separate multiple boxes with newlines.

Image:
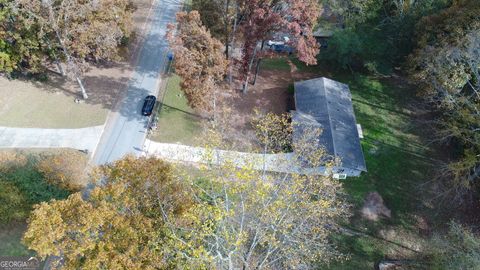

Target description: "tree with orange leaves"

left=237, top=0, right=321, bottom=92
left=167, top=11, right=227, bottom=117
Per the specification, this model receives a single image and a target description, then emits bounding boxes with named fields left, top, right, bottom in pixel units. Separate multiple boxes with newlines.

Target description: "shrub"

left=429, top=222, right=480, bottom=269
left=6, top=159, right=70, bottom=204
left=36, top=151, right=87, bottom=192
left=0, top=151, right=72, bottom=224
left=0, top=151, right=27, bottom=173
left=0, top=180, right=29, bottom=224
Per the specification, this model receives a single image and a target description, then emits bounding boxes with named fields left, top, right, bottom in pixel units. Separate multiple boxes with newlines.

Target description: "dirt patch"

left=361, top=192, right=392, bottom=221
left=220, top=69, right=293, bottom=150
left=231, top=70, right=291, bottom=117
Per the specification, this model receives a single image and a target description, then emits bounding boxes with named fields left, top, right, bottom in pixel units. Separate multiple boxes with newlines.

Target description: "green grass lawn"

left=289, top=61, right=435, bottom=269
left=0, top=77, right=108, bottom=128
left=332, top=75, right=434, bottom=269
left=150, top=74, right=202, bottom=145
left=260, top=57, right=291, bottom=71
left=0, top=222, right=32, bottom=256
left=344, top=75, right=433, bottom=219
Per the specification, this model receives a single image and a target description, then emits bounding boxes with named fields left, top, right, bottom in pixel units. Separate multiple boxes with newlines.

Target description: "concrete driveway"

left=92, top=0, right=183, bottom=165
left=145, top=140, right=326, bottom=175
left=0, top=125, right=104, bottom=152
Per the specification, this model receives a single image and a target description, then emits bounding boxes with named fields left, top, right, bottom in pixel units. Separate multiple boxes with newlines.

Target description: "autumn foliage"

left=167, top=11, right=227, bottom=113
left=24, top=156, right=213, bottom=269
left=1, top=0, right=133, bottom=98
left=0, top=151, right=72, bottom=224
left=197, top=127, right=350, bottom=268
left=36, top=151, right=87, bottom=192
left=24, top=152, right=351, bottom=269
left=251, top=110, right=293, bottom=153
left=237, top=0, right=320, bottom=81
left=13, top=0, right=133, bottom=64
left=0, top=180, right=29, bottom=223
left=0, top=151, right=27, bottom=173
left=407, top=0, right=480, bottom=204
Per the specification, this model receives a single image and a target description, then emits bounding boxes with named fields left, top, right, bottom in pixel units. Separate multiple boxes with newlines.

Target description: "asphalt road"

left=92, top=0, right=182, bottom=165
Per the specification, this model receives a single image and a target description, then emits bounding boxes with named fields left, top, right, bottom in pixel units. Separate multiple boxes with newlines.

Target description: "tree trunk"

left=76, top=77, right=88, bottom=99
left=56, top=62, right=65, bottom=76
left=242, top=76, right=249, bottom=94
left=224, top=0, right=230, bottom=59
left=213, top=82, right=217, bottom=125
left=47, top=41, right=66, bottom=76
left=50, top=6, right=89, bottom=100
left=252, top=58, right=261, bottom=85
left=242, top=44, right=258, bottom=94
left=228, top=5, right=239, bottom=84
left=252, top=41, right=265, bottom=85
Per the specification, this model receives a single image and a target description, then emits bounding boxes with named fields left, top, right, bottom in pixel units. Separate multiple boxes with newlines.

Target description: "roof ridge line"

left=322, top=78, right=338, bottom=160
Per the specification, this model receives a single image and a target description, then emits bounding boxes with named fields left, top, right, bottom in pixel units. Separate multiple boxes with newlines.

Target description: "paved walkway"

left=0, top=125, right=104, bottom=153
left=145, top=140, right=324, bottom=174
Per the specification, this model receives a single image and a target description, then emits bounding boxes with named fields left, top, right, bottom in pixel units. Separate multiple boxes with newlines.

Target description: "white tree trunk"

left=76, top=76, right=88, bottom=99
left=242, top=74, right=250, bottom=94
left=56, top=62, right=65, bottom=76
left=49, top=5, right=89, bottom=99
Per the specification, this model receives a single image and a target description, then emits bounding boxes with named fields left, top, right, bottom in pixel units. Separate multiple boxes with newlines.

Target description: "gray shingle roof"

left=293, top=77, right=367, bottom=172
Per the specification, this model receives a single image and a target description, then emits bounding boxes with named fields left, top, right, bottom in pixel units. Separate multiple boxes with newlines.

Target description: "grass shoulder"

left=149, top=74, right=203, bottom=145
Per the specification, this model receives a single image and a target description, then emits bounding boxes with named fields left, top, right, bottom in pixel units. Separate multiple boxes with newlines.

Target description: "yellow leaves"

left=25, top=189, right=156, bottom=268
left=234, top=166, right=256, bottom=183
left=24, top=152, right=351, bottom=269
left=319, top=199, right=331, bottom=208
left=23, top=198, right=75, bottom=259
left=36, top=150, right=87, bottom=192
left=25, top=156, right=216, bottom=269
left=251, top=110, right=293, bottom=153
left=0, top=179, right=30, bottom=223
left=195, top=153, right=352, bottom=268
left=0, top=151, right=27, bottom=173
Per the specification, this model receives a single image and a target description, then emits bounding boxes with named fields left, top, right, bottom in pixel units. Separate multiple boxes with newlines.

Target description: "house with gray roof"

left=292, top=77, right=367, bottom=177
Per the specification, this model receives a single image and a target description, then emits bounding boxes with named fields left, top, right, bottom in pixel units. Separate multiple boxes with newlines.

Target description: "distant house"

left=312, top=22, right=345, bottom=48
left=292, top=77, right=367, bottom=177
left=312, top=27, right=335, bottom=48
left=312, top=27, right=335, bottom=38
left=313, top=4, right=344, bottom=48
